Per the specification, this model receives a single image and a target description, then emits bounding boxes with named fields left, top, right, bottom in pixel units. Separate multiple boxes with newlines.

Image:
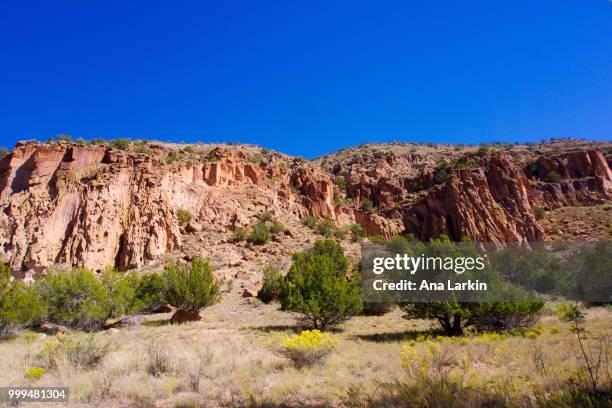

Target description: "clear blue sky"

left=1, top=1, right=611, bottom=158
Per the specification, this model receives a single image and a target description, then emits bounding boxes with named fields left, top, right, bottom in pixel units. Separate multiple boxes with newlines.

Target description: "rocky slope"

left=1, top=139, right=611, bottom=279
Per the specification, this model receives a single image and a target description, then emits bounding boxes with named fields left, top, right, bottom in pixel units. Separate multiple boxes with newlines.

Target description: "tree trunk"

left=438, top=315, right=463, bottom=336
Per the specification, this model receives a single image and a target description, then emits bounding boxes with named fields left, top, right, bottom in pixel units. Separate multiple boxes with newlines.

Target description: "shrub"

left=36, top=334, right=112, bottom=370
left=534, top=206, right=546, bottom=220
left=183, top=348, right=213, bottom=391
left=134, top=140, right=150, bottom=155
left=109, top=138, right=131, bottom=151
left=1, top=263, right=45, bottom=339
left=335, top=176, right=347, bottom=191
left=281, top=329, right=337, bottom=367
left=248, top=221, right=270, bottom=245
left=280, top=240, right=362, bottom=330
left=316, top=218, right=336, bottom=238
left=36, top=268, right=110, bottom=331
left=162, top=257, right=220, bottom=316
left=259, top=211, right=273, bottom=222
left=399, top=238, right=544, bottom=335
left=270, top=219, right=285, bottom=235
left=183, top=146, right=194, bottom=154
left=233, top=226, right=247, bottom=241
left=146, top=340, right=172, bottom=376
left=303, top=216, right=318, bottom=229
left=100, top=269, right=140, bottom=318
left=361, top=198, right=374, bottom=213
left=434, top=169, right=450, bottom=184
left=133, top=273, right=166, bottom=312
left=454, top=158, right=477, bottom=169
left=258, top=265, right=283, bottom=303
left=57, top=134, right=72, bottom=142
left=75, top=137, right=86, bottom=144
left=477, top=145, right=490, bottom=155
left=544, top=170, right=561, bottom=183
left=0, top=147, right=8, bottom=158
left=24, top=367, right=45, bottom=381
left=348, top=223, right=365, bottom=242
left=403, top=299, right=543, bottom=336
left=165, top=154, right=179, bottom=164
left=176, top=208, right=192, bottom=225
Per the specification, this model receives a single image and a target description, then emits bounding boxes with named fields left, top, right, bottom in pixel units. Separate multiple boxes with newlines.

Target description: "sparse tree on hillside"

left=162, top=257, right=220, bottom=323
left=280, top=240, right=361, bottom=330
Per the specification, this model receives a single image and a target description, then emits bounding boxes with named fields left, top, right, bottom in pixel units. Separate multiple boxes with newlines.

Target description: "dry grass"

left=0, top=302, right=610, bottom=407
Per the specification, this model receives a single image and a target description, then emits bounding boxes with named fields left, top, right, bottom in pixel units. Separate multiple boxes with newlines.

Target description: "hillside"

left=0, top=138, right=611, bottom=286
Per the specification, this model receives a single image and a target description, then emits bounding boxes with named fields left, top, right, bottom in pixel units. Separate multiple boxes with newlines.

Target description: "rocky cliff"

left=1, top=139, right=610, bottom=274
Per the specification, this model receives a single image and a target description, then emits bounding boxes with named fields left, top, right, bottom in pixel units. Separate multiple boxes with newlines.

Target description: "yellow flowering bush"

left=401, top=340, right=457, bottom=381
left=24, top=367, right=46, bottom=381
left=281, top=330, right=337, bottom=367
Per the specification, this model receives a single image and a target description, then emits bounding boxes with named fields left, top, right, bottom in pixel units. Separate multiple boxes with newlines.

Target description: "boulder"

left=170, top=309, right=201, bottom=324
left=185, top=221, right=203, bottom=233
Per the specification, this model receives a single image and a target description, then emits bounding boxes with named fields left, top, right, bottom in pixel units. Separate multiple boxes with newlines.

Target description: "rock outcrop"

left=404, top=154, right=546, bottom=243
left=1, top=140, right=610, bottom=274
left=0, top=142, right=181, bottom=272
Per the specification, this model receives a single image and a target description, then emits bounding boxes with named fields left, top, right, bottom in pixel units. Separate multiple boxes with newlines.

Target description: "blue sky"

left=1, top=1, right=611, bottom=158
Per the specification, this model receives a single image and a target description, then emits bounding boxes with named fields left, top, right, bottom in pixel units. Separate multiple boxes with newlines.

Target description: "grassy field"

left=0, top=300, right=610, bottom=407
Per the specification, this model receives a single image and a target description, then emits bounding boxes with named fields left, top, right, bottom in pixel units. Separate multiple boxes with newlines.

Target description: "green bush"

left=316, top=218, right=336, bottom=238
left=348, top=223, right=365, bottom=242
left=280, top=240, right=362, bottom=330
left=133, top=273, right=166, bottom=312
left=0, top=147, right=9, bottom=158
left=534, top=206, right=546, bottom=220
left=1, top=263, right=45, bottom=339
left=402, top=300, right=543, bottom=336
left=454, top=158, right=477, bottom=170
left=361, top=198, right=374, bottom=213
left=544, top=170, right=562, bottom=183
left=176, top=208, right=192, bottom=225
left=36, top=268, right=111, bottom=331
left=57, top=134, right=72, bottom=142
left=477, top=145, right=490, bottom=155
left=162, top=257, right=220, bottom=314
left=303, top=216, right=318, bottom=229
left=270, top=219, right=286, bottom=235
left=100, top=269, right=140, bottom=318
left=134, top=140, right=150, bottom=155
left=183, top=146, right=194, bottom=154
left=259, top=211, right=273, bottom=222
left=258, top=265, right=283, bottom=303
left=109, top=138, right=131, bottom=151
left=248, top=221, right=270, bottom=245
left=335, top=176, right=347, bottom=191
left=434, top=169, right=450, bottom=184
left=395, top=237, right=544, bottom=335
left=165, top=154, right=179, bottom=164
left=233, top=226, right=247, bottom=241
